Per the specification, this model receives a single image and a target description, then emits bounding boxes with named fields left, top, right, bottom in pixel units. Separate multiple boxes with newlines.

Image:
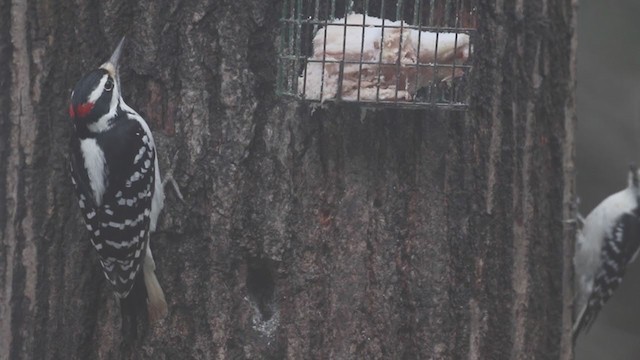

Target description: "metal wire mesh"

left=277, top=0, right=476, bottom=109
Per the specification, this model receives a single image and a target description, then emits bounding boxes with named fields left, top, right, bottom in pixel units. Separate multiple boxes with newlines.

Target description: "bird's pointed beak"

left=101, top=36, right=126, bottom=78
left=109, top=36, right=126, bottom=69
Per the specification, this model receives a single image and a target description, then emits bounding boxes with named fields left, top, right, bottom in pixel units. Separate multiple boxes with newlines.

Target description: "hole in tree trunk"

left=246, top=257, right=276, bottom=321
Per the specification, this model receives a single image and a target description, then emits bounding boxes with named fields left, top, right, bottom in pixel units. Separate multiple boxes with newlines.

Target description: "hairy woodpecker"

left=573, top=164, right=640, bottom=339
left=68, top=37, right=168, bottom=333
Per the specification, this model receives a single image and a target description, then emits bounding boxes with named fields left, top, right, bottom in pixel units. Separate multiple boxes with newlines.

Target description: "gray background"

left=575, top=0, right=640, bottom=358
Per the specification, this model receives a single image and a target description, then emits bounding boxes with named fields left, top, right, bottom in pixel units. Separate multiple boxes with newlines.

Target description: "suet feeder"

left=277, top=0, right=476, bottom=109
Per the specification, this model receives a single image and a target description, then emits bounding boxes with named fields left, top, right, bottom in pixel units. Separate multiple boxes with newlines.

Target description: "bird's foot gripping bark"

left=162, top=150, right=185, bottom=203
left=564, top=196, right=585, bottom=228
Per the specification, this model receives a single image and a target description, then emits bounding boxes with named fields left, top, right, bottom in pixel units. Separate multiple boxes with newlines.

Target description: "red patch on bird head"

left=69, top=102, right=95, bottom=119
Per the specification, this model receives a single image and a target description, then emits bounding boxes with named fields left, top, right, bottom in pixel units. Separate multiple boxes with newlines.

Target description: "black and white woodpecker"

left=68, top=37, right=168, bottom=331
left=574, top=164, right=640, bottom=340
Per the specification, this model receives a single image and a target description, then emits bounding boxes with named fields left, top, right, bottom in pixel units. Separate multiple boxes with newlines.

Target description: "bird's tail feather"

left=573, top=301, right=600, bottom=344
left=120, top=270, right=148, bottom=340
left=143, top=250, right=168, bottom=322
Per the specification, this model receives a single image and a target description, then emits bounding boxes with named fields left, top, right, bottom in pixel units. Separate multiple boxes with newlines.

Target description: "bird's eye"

left=105, top=78, right=114, bottom=92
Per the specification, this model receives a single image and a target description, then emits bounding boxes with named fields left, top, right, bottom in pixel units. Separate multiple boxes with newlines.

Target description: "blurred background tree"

left=575, top=0, right=640, bottom=358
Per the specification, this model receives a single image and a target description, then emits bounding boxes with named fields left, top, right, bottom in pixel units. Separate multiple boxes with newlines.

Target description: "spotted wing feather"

left=70, top=118, right=156, bottom=298
left=574, top=211, right=640, bottom=337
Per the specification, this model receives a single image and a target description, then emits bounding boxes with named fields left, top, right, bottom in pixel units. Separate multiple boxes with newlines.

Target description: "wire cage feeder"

left=277, top=0, right=476, bottom=109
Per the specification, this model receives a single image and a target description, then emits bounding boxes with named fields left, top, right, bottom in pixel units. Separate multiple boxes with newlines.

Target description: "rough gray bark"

left=0, top=0, right=576, bottom=359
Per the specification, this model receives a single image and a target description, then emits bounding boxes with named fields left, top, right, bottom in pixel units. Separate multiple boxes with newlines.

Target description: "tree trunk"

left=0, top=0, right=576, bottom=359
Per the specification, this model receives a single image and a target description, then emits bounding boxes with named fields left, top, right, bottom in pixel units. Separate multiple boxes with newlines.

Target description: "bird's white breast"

left=581, top=189, right=637, bottom=250
left=575, top=189, right=636, bottom=291
left=80, top=138, right=107, bottom=206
